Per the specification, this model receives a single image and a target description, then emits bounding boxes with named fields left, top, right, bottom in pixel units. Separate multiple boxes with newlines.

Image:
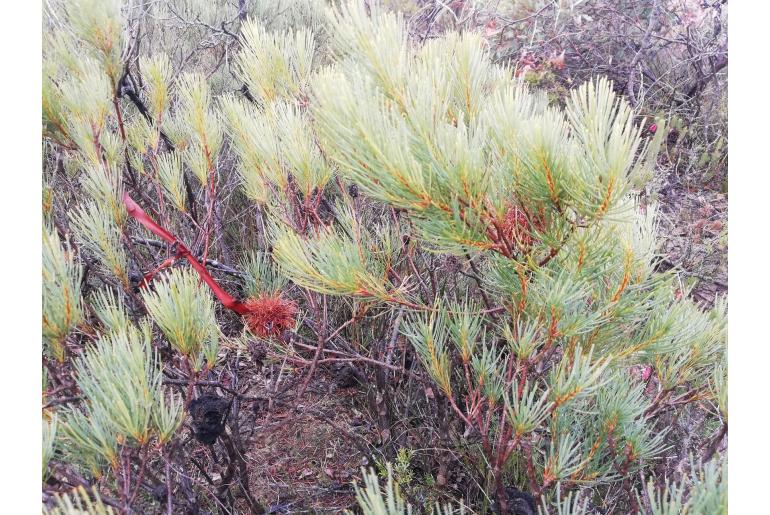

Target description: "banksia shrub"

left=261, top=3, right=725, bottom=512
left=42, top=0, right=726, bottom=513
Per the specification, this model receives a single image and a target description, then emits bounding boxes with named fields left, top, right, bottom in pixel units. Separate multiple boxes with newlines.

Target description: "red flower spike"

left=242, top=295, right=298, bottom=338
left=648, top=123, right=657, bottom=134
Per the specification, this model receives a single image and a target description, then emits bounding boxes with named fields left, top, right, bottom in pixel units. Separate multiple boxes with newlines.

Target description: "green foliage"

left=60, top=325, right=178, bottom=472
left=255, top=2, right=725, bottom=509
left=402, top=308, right=453, bottom=397
left=63, top=0, right=124, bottom=86
left=41, top=0, right=727, bottom=512
left=141, top=268, right=220, bottom=370
left=155, top=152, right=188, bottom=212
left=42, top=44, right=116, bottom=165
left=176, top=73, right=223, bottom=186
left=549, top=347, right=607, bottom=408
left=90, top=288, right=130, bottom=334
left=152, top=389, right=185, bottom=446
left=351, top=465, right=412, bottom=515
left=271, top=221, right=405, bottom=301
left=43, top=415, right=58, bottom=480
left=140, top=53, right=173, bottom=123
left=79, top=164, right=126, bottom=227
left=235, top=19, right=316, bottom=104
left=44, top=486, right=115, bottom=515
left=711, top=360, right=728, bottom=422
left=538, top=484, right=589, bottom=515
left=350, top=465, right=466, bottom=515
left=42, top=227, right=83, bottom=362
left=505, top=380, right=551, bottom=437
left=647, top=459, right=727, bottom=514
left=250, top=0, right=327, bottom=35
left=376, top=448, right=416, bottom=491
left=221, top=95, right=331, bottom=203
left=446, top=299, right=482, bottom=363
left=70, top=201, right=129, bottom=286
left=241, top=251, right=288, bottom=298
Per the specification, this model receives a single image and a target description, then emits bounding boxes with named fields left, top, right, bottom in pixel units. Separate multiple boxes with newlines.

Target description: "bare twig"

left=627, top=0, right=660, bottom=107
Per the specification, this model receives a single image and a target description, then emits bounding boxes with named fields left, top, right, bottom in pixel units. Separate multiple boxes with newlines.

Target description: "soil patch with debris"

left=657, top=177, right=727, bottom=308
left=245, top=375, right=376, bottom=513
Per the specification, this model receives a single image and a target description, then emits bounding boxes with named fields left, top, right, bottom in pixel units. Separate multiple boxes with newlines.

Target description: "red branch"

left=123, top=193, right=250, bottom=316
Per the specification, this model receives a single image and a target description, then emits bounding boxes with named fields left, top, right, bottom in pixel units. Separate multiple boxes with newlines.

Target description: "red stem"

left=122, top=193, right=250, bottom=316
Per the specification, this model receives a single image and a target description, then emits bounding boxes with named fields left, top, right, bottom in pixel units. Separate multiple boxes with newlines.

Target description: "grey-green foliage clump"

left=647, top=459, right=727, bottom=514
left=43, top=415, right=58, bottom=481
left=142, top=268, right=220, bottom=371
left=241, top=251, right=289, bottom=297
left=42, top=228, right=83, bottom=362
left=58, top=312, right=182, bottom=476
left=350, top=466, right=466, bottom=515
left=44, top=486, right=115, bottom=515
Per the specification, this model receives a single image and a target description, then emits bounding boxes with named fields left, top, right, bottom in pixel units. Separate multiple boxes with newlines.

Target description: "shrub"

left=42, top=1, right=726, bottom=513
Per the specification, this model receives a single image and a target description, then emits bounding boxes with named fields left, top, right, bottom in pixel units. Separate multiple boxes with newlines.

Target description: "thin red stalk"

left=113, top=97, right=127, bottom=142
left=127, top=444, right=150, bottom=509
left=123, top=193, right=177, bottom=243
left=140, top=256, right=178, bottom=288
left=164, top=454, right=173, bottom=515
left=518, top=362, right=529, bottom=400
left=123, top=193, right=249, bottom=316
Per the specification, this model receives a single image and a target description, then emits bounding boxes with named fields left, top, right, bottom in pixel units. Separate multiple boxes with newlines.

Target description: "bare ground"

left=657, top=174, right=728, bottom=308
